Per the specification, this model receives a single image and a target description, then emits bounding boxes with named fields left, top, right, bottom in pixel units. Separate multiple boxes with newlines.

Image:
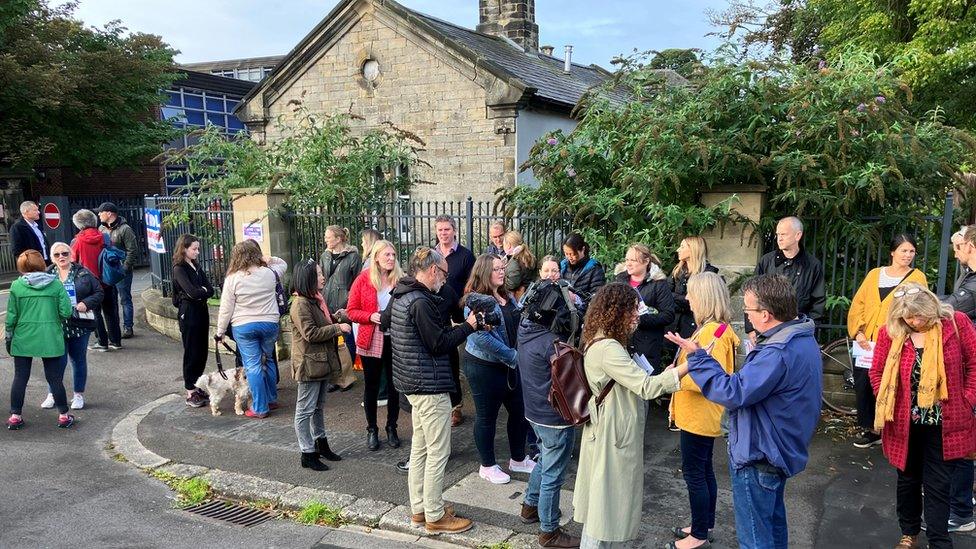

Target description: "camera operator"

left=389, top=246, right=483, bottom=535
left=516, top=279, right=582, bottom=548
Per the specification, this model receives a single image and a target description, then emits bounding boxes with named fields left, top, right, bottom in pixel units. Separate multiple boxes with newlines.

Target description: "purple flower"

left=547, top=137, right=558, bottom=146
left=566, top=167, right=577, bottom=178
left=856, top=103, right=867, bottom=113
left=851, top=129, right=860, bottom=137
left=875, top=95, right=886, bottom=104
left=818, top=60, right=827, bottom=70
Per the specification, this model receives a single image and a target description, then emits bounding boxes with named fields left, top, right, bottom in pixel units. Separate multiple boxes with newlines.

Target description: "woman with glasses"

left=39, top=242, right=103, bottom=411
left=870, top=282, right=976, bottom=549
left=463, top=253, right=534, bottom=484
left=848, top=234, right=927, bottom=449
left=347, top=239, right=403, bottom=450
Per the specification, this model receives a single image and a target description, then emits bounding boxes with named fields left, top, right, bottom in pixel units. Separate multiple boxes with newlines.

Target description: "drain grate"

left=184, top=500, right=277, bottom=527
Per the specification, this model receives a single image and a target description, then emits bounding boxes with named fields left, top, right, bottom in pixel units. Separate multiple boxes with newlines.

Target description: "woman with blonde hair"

left=215, top=239, right=287, bottom=418
left=347, top=239, right=404, bottom=450
left=869, top=282, right=976, bottom=549
left=669, top=237, right=719, bottom=341
left=503, top=230, right=537, bottom=299
left=573, top=282, right=689, bottom=547
left=669, top=272, right=738, bottom=548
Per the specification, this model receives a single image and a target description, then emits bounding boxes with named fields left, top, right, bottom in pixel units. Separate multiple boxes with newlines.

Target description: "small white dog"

left=194, top=369, right=251, bottom=416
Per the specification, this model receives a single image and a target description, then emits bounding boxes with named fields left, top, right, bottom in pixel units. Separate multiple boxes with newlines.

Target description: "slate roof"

left=173, top=70, right=257, bottom=98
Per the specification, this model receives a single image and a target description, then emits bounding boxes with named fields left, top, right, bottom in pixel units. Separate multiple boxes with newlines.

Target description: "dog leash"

left=213, top=336, right=242, bottom=381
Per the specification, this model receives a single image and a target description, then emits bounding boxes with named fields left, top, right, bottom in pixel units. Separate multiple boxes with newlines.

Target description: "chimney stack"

left=563, top=45, right=573, bottom=73
left=540, top=45, right=554, bottom=56
left=477, top=0, right=539, bottom=53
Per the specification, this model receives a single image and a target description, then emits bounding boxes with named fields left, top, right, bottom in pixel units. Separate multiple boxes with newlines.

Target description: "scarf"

left=315, top=293, right=334, bottom=323
left=874, top=321, right=948, bottom=432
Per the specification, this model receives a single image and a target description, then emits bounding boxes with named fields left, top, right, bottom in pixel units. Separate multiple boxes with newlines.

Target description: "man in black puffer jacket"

left=389, top=246, right=480, bottom=535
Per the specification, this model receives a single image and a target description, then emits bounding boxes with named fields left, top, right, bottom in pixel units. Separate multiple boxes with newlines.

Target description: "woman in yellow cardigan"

left=669, top=271, right=739, bottom=549
left=847, top=233, right=926, bottom=449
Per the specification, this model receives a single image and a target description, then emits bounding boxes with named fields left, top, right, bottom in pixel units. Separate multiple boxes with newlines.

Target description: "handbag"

left=548, top=337, right=612, bottom=426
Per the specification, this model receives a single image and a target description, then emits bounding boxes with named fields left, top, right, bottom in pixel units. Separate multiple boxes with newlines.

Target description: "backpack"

left=99, top=232, right=127, bottom=286
left=548, top=337, right=613, bottom=426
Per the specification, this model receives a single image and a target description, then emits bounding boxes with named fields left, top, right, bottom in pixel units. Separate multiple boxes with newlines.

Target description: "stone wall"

left=254, top=5, right=517, bottom=204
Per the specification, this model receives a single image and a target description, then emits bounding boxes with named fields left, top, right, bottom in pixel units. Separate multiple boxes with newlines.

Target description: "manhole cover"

left=184, top=500, right=277, bottom=527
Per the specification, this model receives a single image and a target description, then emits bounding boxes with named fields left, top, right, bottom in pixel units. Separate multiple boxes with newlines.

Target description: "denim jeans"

left=49, top=331, right=91, bottom=394
left=950, top=460, right=975, bottom=522
left=729, top=462, right=789, bottom=549
left=681, top=430, right=718, bottom=540
left=463, top=358, right=528, bottom=466
left=294, top=380, right=329, bottom=453
left=117, top=270, right=134, bottom=329
left=524, top=423, right=575, bottom=533
left=233, top=321, right=280, bottom=414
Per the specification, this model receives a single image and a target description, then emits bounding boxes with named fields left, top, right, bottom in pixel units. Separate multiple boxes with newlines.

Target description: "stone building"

left=236, top=0, right=666, bottom=202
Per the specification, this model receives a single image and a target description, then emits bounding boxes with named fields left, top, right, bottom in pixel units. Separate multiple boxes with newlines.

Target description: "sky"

left=64, top=0, right=729, bottom=68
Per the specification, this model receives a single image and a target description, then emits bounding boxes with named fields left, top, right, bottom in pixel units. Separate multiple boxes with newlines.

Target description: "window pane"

left=183, top=94, right=203, bottom=109
left=226, top=100, right=240, bottom=112
left=206, top=97, right=225, bottom=112
left=185, top=110, right=205, bottom=126
left=161, top=106, right=186, bottom=122
left=227, top=117, right=244, bottom=130
left=207, top=113, right=226, bottom=127
left=165, top=91, right=181, bottom=107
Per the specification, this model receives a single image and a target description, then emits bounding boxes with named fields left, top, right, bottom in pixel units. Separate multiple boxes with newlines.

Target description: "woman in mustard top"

left=847, top=234, right=926, bottom=449
left=669, top=272, right=739, bottom=549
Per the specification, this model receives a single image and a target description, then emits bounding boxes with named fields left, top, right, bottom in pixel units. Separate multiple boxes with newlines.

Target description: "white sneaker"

left=71, top=394, right=85, bottom=410
left=479, top=465, right=511, bottom=484
left=509, top=457, right=537, bottom=474
left=40, top=393, right=55, bottom=409
left=377, top=399, right=388, bottom=407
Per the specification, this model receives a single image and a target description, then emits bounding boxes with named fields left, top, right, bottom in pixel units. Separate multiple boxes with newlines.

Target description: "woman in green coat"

left=573, top=282, right=690, bottom=547
left=6, top=250, right=73, bottom=430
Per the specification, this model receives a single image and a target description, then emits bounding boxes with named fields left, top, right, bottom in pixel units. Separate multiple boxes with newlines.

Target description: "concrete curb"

left=110, top=393, right=537, bottom=549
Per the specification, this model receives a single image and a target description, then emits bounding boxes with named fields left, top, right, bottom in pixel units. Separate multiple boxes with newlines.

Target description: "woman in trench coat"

left=573, top=282, right=690, bottom=547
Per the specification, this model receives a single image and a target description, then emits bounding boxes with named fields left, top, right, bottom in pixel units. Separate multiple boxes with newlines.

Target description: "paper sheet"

left=851, top=340, right=875, bottom=369
left=633, top=353, right=654, bottom=375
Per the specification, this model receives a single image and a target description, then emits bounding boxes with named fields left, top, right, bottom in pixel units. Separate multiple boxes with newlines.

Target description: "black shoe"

left=315, top=437, right=342, bottom=461
left=672, top=527, right=715, bottom=542
left=386, top=425, right=401, bottom=448
left=367, top=427, right=380, bottom=451
left=852, top=431, right=882, bottom=449
left=326, top=384, right=340, bottom=393
left=121, top=327, right=134, bottom=339
left=395, top=460, right=409, bottom=475
left=301, top=452, right=329, bottom=471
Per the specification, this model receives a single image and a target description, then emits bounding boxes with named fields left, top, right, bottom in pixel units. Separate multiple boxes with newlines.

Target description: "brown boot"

left=520, top=503, right=539, bottom=524
left=451, top=407, right=463, bottom=427
left=539, top=527, right=581, bottom=548
left=425, top=513, right=473, bottom=534
left=895, top=535, right=918, bottom=549
left=411, top=504, right=455, bottom=525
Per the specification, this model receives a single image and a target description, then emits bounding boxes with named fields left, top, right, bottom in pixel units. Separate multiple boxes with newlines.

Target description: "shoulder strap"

left=897, top=268, right=917, bottom=286
left=102, top=232, right=111, bottom=248
left=582, top=336, right=616, bottom=405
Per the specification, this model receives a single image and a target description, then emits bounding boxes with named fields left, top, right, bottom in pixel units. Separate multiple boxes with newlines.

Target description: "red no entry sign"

left=43, top=203, right=60, bottom=230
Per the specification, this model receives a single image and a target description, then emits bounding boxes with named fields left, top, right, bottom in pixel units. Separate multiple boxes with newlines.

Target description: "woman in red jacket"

left=870, top=282, right=976, bottom=549
left=347, top=240, right=403, bottom=451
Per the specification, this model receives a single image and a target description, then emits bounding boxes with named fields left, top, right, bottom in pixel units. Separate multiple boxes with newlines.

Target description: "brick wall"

left=53, top=161, right=165, bottom=199
left=257, top=7, right=517, bottom=204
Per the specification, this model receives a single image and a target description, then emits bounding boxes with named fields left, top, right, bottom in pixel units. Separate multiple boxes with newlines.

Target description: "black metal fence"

left=145, top=195, right=235, bottom=298
left=68, top=196, right=149, bottom=268
left=286, top=198, right=574, bottom=266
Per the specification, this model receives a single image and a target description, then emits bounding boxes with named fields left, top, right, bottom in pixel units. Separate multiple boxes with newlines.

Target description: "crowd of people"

left=9, top=204, right=976, bottom=549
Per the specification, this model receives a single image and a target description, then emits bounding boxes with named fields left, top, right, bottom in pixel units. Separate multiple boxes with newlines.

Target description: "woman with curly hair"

left=572, top=282, right=690, bottom=548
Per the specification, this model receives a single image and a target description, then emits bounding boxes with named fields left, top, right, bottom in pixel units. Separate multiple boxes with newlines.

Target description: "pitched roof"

left=180, top=55, right=286, bottom=73
left=173, top=70, right=257, bottom=98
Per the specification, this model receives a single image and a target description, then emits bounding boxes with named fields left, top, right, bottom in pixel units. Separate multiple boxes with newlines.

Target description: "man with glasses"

left=388, top=246, right=484, bottom=535
left=666, top=274, right=821, bottom=549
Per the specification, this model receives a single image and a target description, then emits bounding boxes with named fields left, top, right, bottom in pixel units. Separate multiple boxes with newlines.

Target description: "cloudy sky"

left=65, top=0, right=729, bottom=68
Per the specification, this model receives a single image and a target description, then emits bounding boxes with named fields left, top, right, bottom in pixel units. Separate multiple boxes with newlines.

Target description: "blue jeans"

left=233, top=322, right=279, bottom=414
left=117, top=270, right=134, bottom=329
left=681, top=430, right=717, bottom=540
left=730, top=462, right=788, bottom=549
left=524, top=424, right=575, bottom=533
left=49, top=331, right=91, bottom=394
left=950, top=460, right=975, bottom=522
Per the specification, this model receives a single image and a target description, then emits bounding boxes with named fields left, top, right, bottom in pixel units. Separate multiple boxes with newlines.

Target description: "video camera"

left=520, top=279, right=582, bottom=342
left=465, top=293, right=502, bottom=330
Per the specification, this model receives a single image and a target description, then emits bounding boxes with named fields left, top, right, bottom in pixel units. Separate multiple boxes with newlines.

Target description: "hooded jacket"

left=100, top=216, right=139, bottom=271
left=71, top=227, right=104, bottom=281
left=388, top=277, right=475, bottom=395
left=320, top=244, right=362, bottom=312
left=517, top=318, right=571, bottom=427
left=687, top=317, right=822, bottom=477
left=615, top=264, right=676, bottom=371
left=560, top=257, right=606, bottom=300
left=6, top=272, right=72, bottom=357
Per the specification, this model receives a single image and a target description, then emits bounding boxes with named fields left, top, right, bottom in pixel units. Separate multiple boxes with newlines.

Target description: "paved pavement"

left=4, top=279, right=976, bottom=548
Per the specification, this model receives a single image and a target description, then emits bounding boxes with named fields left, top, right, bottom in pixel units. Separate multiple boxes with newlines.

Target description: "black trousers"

left=179, top=301, right=210, bottom=391
left=897, top=423, right=954, bottom=549
left=94, top=284, right=121, bottom=346
left=10, top=356, right=67, bottom=414
left=854, top=367, right=876, bottom=431
left=360, top=337, right=399, bottom=430
left=449, top=347, right=463, bottom=408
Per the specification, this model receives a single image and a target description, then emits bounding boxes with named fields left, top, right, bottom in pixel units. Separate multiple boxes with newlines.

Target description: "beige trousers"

left=406, top=392, right=452, bottom=522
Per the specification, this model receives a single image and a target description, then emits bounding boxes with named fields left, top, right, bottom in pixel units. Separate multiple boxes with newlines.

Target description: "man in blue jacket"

left=666, top=274, right=822, bottom=549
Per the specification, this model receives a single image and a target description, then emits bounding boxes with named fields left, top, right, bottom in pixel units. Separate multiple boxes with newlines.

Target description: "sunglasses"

left=892, top=287, right=923, bottom=299
left=52, top=251, right=70, bottom=258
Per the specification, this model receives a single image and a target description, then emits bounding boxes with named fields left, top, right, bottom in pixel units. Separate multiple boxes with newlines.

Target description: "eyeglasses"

left=743, top=307, right=766, bottom=313
left=893, top=287, right=923, bottom=299
left=492, top=267, right=506, bottom=273
left=435, top=265, right=449, bottom=276
left=52, top=251, right=70, bottom=258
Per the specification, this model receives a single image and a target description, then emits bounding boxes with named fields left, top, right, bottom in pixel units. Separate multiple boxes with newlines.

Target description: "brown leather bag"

left=548, top=337, right=614, bottom=426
